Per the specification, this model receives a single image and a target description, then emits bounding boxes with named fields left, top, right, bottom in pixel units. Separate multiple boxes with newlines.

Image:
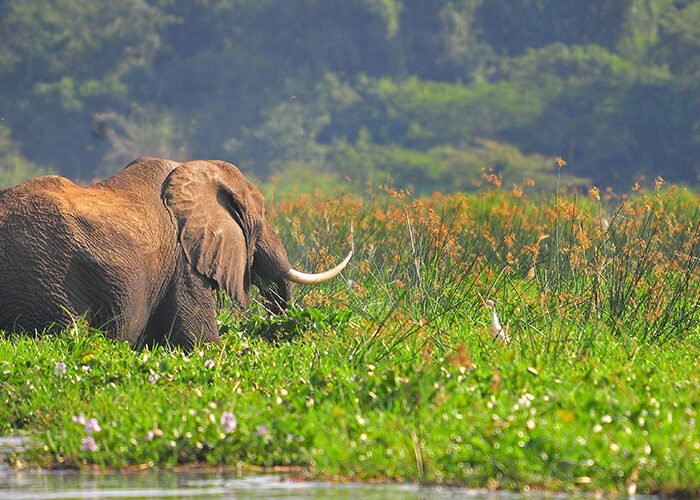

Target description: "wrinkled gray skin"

left=0, top=157, right=294, bottom=350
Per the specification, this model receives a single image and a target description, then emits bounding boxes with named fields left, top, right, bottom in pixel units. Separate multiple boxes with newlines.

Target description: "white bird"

left=485, top=300, right=510, bottom=345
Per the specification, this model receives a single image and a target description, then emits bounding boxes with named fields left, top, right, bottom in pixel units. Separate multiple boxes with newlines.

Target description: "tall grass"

left=274, top=176, right=699, bottom=356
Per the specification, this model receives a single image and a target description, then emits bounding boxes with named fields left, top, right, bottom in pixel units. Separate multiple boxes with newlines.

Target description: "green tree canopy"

left=0, top=0, right=698, bottom=189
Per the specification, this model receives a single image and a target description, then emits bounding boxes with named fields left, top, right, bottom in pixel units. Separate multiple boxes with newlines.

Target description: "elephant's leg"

left=0, top=301, right=76, bottom=337
left=139, top=255, right=220, bottom=351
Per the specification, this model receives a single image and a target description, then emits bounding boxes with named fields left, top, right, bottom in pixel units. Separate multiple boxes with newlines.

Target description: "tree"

left=476, top=0, right=633, bottom=55
left=0, top=0, right=173, bottom=177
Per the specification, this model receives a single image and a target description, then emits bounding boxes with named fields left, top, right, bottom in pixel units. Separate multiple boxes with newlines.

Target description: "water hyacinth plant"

left=0, top=176, right=698, bottom=494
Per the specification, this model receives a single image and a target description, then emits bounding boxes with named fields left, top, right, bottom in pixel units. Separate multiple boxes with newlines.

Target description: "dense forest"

left=1, top=0, right=699, bottom=193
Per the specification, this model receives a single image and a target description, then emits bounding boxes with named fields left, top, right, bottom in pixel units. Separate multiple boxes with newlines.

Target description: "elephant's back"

left=0, top=175, right=139, bottom=245
left=0, top=172, right=170, bottom=249
left=0, top=175, right=79, bottom=222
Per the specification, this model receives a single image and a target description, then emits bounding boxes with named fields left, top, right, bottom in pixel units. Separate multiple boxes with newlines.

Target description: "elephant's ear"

left=162, top=161, right=258, bottom=308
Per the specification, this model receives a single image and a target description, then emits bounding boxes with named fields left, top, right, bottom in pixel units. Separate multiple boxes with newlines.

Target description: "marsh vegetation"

left=2, top=177, right=698, bottom=494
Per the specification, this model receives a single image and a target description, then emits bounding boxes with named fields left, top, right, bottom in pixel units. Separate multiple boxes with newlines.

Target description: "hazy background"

left=1, top=0, right=699, bottom=193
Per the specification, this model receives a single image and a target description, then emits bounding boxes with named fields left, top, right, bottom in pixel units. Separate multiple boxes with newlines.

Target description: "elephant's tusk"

left=285, top=250, right=353, bottom=285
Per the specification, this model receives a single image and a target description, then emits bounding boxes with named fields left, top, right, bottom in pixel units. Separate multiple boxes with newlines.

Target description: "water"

left=0, top=436, right=552, bottom=499
left=2, top=470, right=533, bottom=499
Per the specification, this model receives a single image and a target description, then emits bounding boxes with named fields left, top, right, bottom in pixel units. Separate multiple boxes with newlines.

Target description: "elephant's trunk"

left=285, top=250, right=353, bottom=285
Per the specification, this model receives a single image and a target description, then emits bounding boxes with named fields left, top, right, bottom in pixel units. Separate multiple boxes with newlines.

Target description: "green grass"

left=1, top=183, right=699, bottom=494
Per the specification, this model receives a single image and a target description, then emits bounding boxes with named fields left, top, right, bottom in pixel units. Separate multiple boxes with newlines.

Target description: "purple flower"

left=54, top=361, right=67, bottom=376
left=72, top=414, right=86, bottom=425
left=85, top=418, right=101, bottom=435
left=220, top=411, right=237, bottom=434
left=255, top=425, right=269, bottom=438
left=148, top=374, right=157, bottom=385
left=81, top=435, right=98, bottom=452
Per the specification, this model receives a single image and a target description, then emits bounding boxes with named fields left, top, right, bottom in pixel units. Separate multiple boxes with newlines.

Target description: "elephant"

left=0, top=157, right=351, bottom=350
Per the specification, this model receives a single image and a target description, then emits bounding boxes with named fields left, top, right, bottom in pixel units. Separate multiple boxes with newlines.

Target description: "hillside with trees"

left=1, top=0, right=699, bottom=192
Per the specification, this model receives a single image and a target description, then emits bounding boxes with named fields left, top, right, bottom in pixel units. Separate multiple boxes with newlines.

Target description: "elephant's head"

left=161, top=160, right=350, bottom=312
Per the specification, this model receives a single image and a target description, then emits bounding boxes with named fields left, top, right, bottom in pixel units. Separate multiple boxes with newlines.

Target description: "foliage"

left=325, top=137, right=588, bottom=194
left=1, top=1, right=700, bottom=188
left=92, top=107, right=190, bottom=176
left=476, top=0, right=633, bottom=54
left=0, top=126, right=51, bottom=189
left=1, top=181, right=698, bottom=494
left=0, top=0, right=172, bottom=178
